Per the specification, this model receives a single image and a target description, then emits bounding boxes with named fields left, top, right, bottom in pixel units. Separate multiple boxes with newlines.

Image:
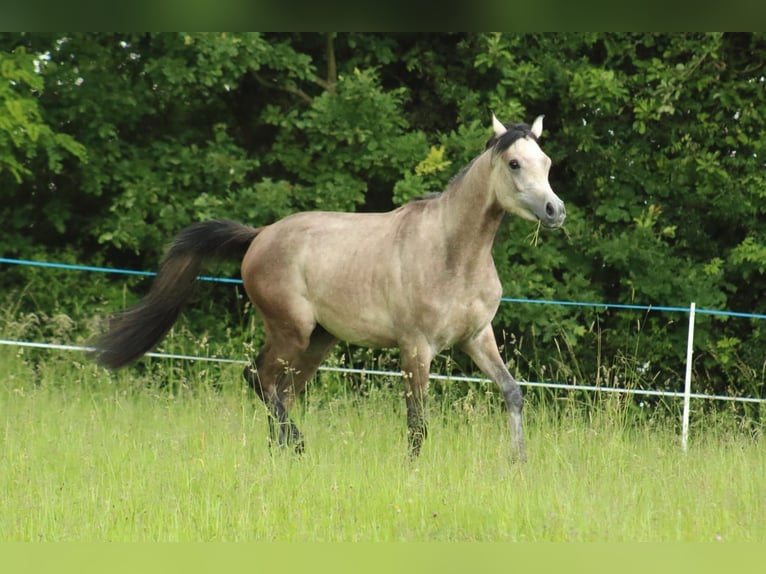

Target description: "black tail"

left=91, top=220, right=260, bottom=369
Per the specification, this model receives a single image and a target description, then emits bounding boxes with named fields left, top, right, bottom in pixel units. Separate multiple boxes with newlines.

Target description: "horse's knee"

left=501, top=383, right=526, bottom=462
left=502, top=383, right=524, bottom=414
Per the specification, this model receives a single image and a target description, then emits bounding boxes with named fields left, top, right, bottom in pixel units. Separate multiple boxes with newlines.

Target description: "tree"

left=0, top=43, right=87, bottom=252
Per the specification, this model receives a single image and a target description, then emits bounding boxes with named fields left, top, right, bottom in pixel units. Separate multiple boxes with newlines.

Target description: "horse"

left=91, top=114, right=566, bottom=462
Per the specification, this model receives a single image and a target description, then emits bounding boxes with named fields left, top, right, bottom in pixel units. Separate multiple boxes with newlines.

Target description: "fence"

left=2, top=256, right=765, bottom=451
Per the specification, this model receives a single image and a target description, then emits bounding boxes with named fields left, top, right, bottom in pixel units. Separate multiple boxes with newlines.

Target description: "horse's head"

left=488, top=114, right=566, bottom=229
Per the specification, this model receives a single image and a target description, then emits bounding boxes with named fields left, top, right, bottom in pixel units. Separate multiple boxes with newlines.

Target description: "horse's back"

left=244, top=209, right=399, bottom=268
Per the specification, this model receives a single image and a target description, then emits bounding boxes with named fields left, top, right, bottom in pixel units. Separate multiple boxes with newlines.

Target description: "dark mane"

left=485, top=122, right=537, bottom=154
left=420, top=120, right=538, bottom=196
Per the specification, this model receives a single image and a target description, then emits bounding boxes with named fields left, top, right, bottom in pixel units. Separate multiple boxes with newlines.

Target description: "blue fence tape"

left=0, top=257, right=242, bottom=284
left=3, top=257, right=766, bottom=320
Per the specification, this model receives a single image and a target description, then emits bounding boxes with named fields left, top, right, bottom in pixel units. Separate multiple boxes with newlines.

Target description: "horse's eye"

left=508, top=159, right=520, bottom=170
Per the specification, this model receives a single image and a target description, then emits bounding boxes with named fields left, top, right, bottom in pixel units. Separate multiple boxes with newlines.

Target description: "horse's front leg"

left=462, top=325, right=526, bottom=462
left=400, top=342, right=434, bottom=459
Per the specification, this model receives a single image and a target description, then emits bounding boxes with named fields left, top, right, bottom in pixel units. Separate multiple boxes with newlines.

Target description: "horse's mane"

left=485, top=122, right=537, bottom=153
left=412, top=121, right=537, bottom=198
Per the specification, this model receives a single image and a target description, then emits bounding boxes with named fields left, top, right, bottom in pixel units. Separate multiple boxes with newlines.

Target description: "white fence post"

left=681, top=302, right=696, bottom=454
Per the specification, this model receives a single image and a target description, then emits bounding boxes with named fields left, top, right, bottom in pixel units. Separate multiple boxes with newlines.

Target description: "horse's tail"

left=91, top=219, right=261, bottom=369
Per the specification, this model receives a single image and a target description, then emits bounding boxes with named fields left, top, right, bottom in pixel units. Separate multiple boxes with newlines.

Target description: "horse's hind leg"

left=244, top=325, right=337, bottom=453
left=244, top=344, right=305, bottom=452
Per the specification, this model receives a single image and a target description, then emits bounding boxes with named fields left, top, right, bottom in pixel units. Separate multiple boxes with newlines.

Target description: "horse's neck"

left=438, top=152, right=504, bottom=258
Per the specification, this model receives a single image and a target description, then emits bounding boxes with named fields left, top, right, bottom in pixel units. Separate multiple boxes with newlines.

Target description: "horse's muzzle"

left=542, top=198, right=566, bottom=228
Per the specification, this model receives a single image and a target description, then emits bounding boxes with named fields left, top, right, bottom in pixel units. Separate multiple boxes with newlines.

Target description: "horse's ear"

left=492, top=113, right=507, bottom=137
left=530, top=115, right=544, bottom=139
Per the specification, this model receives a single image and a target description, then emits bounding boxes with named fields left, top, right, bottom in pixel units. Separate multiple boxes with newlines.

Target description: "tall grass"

left=1, top=346, right=763, bottom=542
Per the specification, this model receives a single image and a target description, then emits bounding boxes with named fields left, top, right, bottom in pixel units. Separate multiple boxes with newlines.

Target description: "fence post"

left=681, top=302, right=696, bottom=454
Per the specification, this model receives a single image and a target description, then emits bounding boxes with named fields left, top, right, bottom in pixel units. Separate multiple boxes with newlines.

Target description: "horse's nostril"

left=545, top=202, right=555, bottom=217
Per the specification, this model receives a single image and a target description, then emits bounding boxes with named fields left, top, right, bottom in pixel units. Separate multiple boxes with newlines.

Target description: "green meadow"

left=0, top=346, right=763, bottom=542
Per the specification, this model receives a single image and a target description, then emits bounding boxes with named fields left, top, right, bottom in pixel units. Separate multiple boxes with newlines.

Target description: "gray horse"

left=92, top=114, right=566, bottom=462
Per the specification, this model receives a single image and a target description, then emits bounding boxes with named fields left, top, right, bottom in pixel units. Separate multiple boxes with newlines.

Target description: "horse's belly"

left=315, top=307, right=398, bottom=349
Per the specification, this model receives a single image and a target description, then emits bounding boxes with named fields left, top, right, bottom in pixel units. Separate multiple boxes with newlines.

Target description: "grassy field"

left=0, top=346, right=764, bottom=542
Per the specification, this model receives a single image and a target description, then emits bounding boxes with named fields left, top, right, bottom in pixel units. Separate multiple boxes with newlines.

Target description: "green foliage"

left=3, top=32, right=766, bottom=400
left=0, top=47, right=87, bottom=183
left=262, top=67, right=428, bottom=212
